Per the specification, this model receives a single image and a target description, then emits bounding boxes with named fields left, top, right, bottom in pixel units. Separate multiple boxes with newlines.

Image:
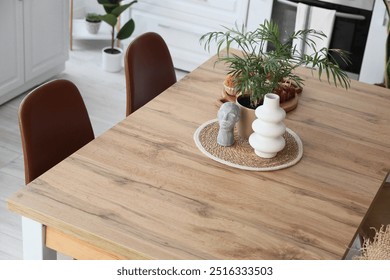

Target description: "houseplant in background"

left=97, top=0, right=137, bottom=72
left=200, top=20, right=351, bottom=139
left=85, top=13, right=102, bottom=34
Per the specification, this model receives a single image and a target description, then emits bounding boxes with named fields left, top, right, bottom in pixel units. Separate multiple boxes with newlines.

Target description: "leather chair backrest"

left=125, top=32, right=177, bottom=116
left=18, top=79, right=95, bottom=184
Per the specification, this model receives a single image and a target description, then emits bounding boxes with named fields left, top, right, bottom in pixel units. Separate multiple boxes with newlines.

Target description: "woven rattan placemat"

left=194, top=119, right=303, bottom=171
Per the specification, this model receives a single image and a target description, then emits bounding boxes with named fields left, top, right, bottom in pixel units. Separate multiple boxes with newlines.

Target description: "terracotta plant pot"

left=223, top=74, right=237, bottom=96
left=274, top=79, right=302, bottom=103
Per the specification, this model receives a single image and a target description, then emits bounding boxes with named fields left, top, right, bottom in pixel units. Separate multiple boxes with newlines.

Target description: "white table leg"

left=22, top=217, right=57, bottom=260
left=344, top=234, right=362, bottom=260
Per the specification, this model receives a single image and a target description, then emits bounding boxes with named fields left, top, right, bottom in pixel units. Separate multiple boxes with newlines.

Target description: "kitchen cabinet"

left=130, top=0, right=250, bottom=71
left=0, top=0, right=69, bottom=105
left=247, top=0, right=274, bottom=31
left=264, top=0, right=386, bottom=84
left=359, top=0, right=388, bottom=84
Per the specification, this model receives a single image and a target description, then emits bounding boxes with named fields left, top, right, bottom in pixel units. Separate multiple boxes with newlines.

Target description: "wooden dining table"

left=7, top=54, right=390, bottom=260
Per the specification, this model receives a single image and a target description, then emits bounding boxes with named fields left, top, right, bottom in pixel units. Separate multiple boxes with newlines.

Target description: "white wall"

left=73, top=0, right=105, bottom=18
left=84, top=0, right=105, bottom=14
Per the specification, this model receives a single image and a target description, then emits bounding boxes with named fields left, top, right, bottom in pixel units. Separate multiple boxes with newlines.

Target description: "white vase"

left=102, top=47, right=123, bottom=72
left=249, top=93, right=286, bottom=158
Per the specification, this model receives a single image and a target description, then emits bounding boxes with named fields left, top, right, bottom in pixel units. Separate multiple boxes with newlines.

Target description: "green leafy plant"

left=86, top=13, right=102, bottom=23
left=200, top=20, right=351, bottom=108
left=97, top=0, right=137, bottom=53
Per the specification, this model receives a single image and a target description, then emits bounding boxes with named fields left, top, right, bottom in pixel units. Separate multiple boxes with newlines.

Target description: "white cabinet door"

left=359, top=0, right=387, bottom=84
left=130, top=0, right=250, bottom=71
left=247, top=0, right=274, bottom=31
left=0, top=0, right=24, bottom=100
left=24, top=0, right=69, bottom=81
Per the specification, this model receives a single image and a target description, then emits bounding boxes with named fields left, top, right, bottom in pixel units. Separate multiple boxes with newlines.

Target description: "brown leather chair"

left=18, top=79, right=95, bottom=184
left=124, top=32, right=177, bottom=116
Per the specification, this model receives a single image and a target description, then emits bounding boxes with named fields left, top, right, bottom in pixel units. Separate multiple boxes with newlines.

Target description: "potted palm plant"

left=201, top=20, right=351, bottom=138
left=98, top=0, right=137, bottom=72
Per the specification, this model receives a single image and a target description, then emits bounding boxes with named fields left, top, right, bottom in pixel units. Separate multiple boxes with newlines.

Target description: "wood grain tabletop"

left=8, top=55, right=390, bottom=259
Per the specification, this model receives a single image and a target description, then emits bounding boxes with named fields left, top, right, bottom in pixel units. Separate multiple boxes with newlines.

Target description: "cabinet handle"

left=158, top=24, right=199, bottom=35
left=158, top=24, right=171, bottom=29
left=384, top=9, right=389, bottom=27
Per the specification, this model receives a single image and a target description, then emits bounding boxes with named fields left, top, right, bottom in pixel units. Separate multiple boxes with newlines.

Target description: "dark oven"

left=270, top=0, right=375, bottom=79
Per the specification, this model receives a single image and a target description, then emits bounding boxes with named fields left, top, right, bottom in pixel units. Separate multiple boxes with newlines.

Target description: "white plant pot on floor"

left=102, top=47, right=123, bottom=72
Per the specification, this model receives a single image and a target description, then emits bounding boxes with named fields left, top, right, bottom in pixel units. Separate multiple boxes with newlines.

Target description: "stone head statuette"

left=217, top=102, right=240, bottom=146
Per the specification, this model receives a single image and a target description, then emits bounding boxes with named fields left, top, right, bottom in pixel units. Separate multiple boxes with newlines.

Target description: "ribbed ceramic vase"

left=249, top=93, right=286, bottom=158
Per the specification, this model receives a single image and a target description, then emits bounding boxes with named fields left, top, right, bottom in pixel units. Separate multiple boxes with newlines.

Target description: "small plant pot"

left=223, top=74, right=237, bottom=96
left=223, top=82, right=236, bottom=96
left=85, top=21, right=101, bottom=34
left=102, top=47, right=123, bottom=72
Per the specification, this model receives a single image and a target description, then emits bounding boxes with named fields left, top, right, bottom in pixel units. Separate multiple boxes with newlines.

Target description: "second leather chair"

left=124, top=32, right=177, bottom=116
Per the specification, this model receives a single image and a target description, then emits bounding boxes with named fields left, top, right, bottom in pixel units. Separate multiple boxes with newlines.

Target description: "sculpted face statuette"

left=217, top=102, right=240, bottom=147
